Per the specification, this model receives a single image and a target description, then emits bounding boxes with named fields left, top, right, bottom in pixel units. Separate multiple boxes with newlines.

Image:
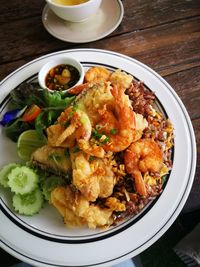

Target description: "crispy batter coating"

left=105, top=197, right=126, bottom=212
left=109, top=69, right=133, bottom=89
left=71, top=151, right=116, bottom=202
left=31, top=145, right=72, bottom=174
left=51, top=186, right=113, bottom=229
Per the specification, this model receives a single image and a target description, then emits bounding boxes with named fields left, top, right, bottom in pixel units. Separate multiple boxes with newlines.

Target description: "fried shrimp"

left=78, top=139, right=105, bottom=158
left=84, top=66, right=111, bottom=83
left=71, top=152, right=115, bottom=202
left=75, top=82, right=114, bottom=126
left=84, top=67, right=133, bottom=90
left=68, top=83, right=89, bottom=95
left=47, top=107, right=92, bottom=147
left=51, top=186, right=113, bottom=229
left=97, top=85, right=136, bottom=152
left=124, top=138, right=163, bottom=196
left=109, top=69, right=133, bottom=89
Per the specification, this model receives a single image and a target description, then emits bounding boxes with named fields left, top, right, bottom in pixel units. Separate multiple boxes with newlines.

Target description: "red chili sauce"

left=45, top=64, right=80, bottom=91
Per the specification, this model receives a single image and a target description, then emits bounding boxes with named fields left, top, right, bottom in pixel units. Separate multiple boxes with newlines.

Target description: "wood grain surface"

left=0, top=0, right=200, bottom=264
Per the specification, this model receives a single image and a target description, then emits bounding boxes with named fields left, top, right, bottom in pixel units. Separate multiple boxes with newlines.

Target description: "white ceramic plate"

left=0, top=49, right=196, bottom=267
left=42, top=0, right=124, bottom=43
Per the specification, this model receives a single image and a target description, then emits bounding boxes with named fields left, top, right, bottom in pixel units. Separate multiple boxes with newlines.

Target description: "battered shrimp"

left=97, top=85, right=136, bottom=152
left=78, top=139, right=105, bottom=158
left=84, top=66, right=111, bottom=83
left=68, top=83, right=89, bottom=95
left=97, top=107, right=118, bottom=133
left=75, top=82, right=114, bottom=127
left=124, top=138, right=163, bottom=196
left=71, top=151, right=115, bottom=202
left=47, top=107, right=92, bottom=147
left=51, top=186, right=113, bottom=229
left=109, top=69, right=133, bottom=89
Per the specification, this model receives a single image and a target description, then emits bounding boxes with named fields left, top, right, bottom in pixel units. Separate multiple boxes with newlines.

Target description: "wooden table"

left=0, top=0, right=199, bottom=265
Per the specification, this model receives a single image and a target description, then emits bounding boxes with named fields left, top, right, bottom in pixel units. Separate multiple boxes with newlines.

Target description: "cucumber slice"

left=0, top=163, right=19, bottom=188
left=17, top=129, right=47, bottom=161
left=8, top=166, right=38, bottom=195
left=41, top=176, right=66, bottom=201
left=12, top=188, right=44, bottom=216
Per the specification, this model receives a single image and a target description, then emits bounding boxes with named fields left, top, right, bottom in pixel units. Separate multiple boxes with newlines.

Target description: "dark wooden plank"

left=0, top=0, right=44, bottom=23
left=85, top=17, right=200, bottom=75
left=0, top=57, right=37, bottom=81
left=0, top=17, right=62, bottom=64
left=183, top=117, right=200, bottom=212
left=121, top=0, right=200, bottom=30
left=164, top=66, right=200, bottom=120
left=0, top=16, right=199, bottom=79
left=1, top=0, right=199, bottom=28
left=159, top=61, right=200, bottom=77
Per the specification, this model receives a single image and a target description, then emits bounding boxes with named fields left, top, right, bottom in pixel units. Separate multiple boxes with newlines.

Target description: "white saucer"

left=42, top=0, right=124, bottom=43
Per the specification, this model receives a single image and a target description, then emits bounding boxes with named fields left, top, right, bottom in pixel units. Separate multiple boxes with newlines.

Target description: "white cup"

left=45, top=0, right=102, bottom=22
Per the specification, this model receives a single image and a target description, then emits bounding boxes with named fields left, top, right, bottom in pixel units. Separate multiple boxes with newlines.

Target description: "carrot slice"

left=22, top=104, right=41, bottom=122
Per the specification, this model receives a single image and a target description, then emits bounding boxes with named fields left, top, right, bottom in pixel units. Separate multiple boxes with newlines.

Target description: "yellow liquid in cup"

left=53, top=0, right=89, bottom=5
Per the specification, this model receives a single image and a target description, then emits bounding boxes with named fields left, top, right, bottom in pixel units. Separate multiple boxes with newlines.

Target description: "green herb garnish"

left=110, top=128, right=117, bottom=135
left=89, top=156, right=95, bottom=161
left=92, top=129, right=103, bottom=139
left=101, top=136, right=110, bottom=144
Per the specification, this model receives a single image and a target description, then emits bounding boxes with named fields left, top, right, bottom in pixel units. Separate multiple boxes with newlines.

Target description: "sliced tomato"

left=22, top=104, right=41, bottom=122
